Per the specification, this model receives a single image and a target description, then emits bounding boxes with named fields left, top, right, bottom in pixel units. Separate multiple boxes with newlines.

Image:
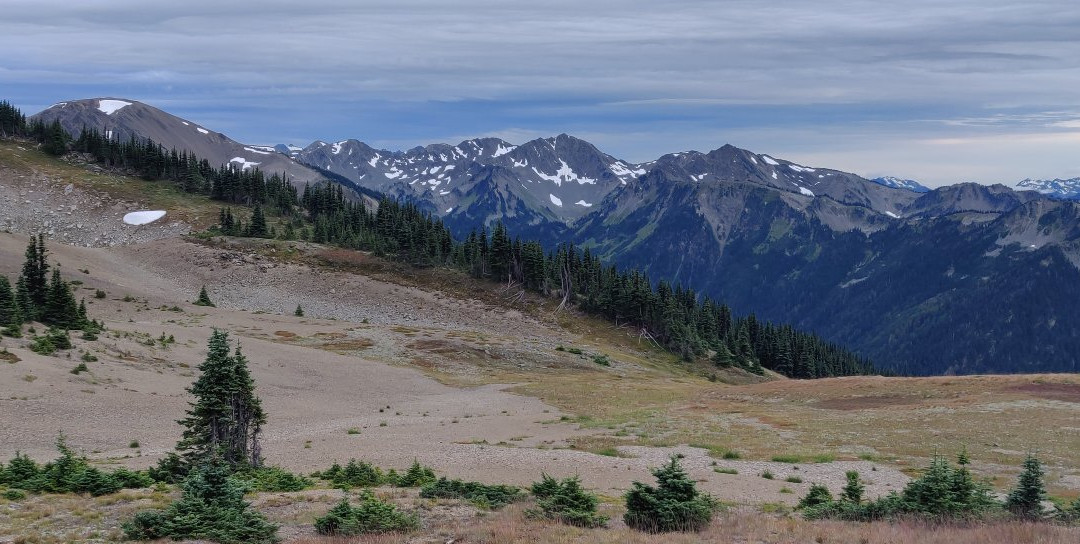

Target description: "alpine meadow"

left=1, top=2, right=1080, bottom=543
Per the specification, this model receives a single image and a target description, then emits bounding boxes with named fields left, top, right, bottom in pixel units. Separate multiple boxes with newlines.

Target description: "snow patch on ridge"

left=549, top=194, right=563, bottom=207
left=532, top=160, right=596, bottom=187
left=98, top=99, right=131, bottom=115
left=493, top=143, right=517, bottom=157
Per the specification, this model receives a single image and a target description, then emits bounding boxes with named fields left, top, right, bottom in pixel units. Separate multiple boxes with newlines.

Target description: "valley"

left=0, top=138, right=1078, bottom=542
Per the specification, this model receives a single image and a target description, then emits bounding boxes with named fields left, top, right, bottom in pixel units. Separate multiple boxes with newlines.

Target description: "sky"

left=3, top=0, right=1080, bottom=187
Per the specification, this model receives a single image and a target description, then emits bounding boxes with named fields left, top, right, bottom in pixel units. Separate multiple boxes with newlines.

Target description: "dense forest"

left=0, top=100, right=874, bottom=378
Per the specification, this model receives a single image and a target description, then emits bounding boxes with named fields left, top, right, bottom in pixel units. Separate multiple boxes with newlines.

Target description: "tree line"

left=262, top=184, right=876, bottom=378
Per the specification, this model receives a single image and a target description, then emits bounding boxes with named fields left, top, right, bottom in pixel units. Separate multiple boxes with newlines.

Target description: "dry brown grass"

left=286, top=505, right=1080, bottom=544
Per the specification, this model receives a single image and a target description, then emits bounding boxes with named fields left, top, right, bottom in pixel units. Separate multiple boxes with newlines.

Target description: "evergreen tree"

left=624, top=456, right=717, bottom=532
left=0, top=276, right=16, bottom=328
left=1007, top=454, right=1046, bottom=519
left=294, top=304, right=304, bottom=317
left=174, top=331, right=265, bottom=472
left=841, top=471, right=864, bottom=504
left=247, top=205, right=268, bottom=237
left=19, top=235, right=49, bottom=320
left=43, top=269, right=81, bottom=329
left=194, top=285, right=215, bottom=307
left=124, top=455, right=277, bottom=543
left=14, top=277, right=31, bottom=325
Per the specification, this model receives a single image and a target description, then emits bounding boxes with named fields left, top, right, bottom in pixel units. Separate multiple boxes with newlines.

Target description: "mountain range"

left=29, top=98, right=1080, bottom=375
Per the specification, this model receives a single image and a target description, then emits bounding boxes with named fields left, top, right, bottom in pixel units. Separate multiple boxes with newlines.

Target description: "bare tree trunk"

left=556, top=257, right=572, bottom=313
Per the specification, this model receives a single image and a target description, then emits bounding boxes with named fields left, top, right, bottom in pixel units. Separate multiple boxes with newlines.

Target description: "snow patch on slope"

left=549, top=194, right=563, bottom=207
left=98, top=99, right=132, bottom=115
left=229, top=157, right=260, bottom=170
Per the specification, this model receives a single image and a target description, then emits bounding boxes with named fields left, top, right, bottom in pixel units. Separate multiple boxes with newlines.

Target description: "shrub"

left=94, top=289, right=106, bottom=299
left=148, top=452, right=186, bottom=484
left=761, top=470, right=774, bottom=480
left=624, top=456, right=718, bottom=533
left=803, top=452, right=999, bottom=522
left=123, top=457, right=277, bottom=543
left=396, top=459, right=437, bottom=487
left=785, top=476, right=803, bottom=483
left=592, top=354, right=610, bottom=366
left=80, top=352, right=97, bottom=362
left=235, top=466, right=312, bottom=492
left=2, top=489, right=26, bottom=501
left=420, top=477, right=522, bottom=509
left=314, top=492, right=418, bottom=536
left=714, top=467, right=737, bottom=475
left=722, top=450, right=741, bottom=460
left=70, top=362, right=88, bottom=374
left=29, top=335, right=56, bottom=355
left=329, top=459, right=383, bottom=488
left=798, top=483, right=833, bottom=509
left=529, top=474, right=608, bottom=528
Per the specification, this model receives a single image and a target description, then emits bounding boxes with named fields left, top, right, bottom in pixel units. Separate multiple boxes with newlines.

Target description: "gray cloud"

left=2, top=0, right=1079, bottom=184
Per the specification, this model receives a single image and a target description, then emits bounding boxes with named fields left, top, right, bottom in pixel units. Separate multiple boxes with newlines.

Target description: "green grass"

left=714, top=467, right=738, bottom=475
left=771, top=454, right=801, bottom=464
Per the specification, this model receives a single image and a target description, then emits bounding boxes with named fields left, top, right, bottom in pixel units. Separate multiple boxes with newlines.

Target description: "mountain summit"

left=1015, top=177, right=1080, bottom=200
left=32, top=98, right=323, bottom=185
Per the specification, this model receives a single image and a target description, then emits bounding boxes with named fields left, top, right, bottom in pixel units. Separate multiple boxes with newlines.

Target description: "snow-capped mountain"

left=870, top=176, right=931, bottom=193
left=1015, top=177, right=1080, bottom=200
left=291, top=134, right=645, bottom=227
left=31, top=98, right=324, bottom=185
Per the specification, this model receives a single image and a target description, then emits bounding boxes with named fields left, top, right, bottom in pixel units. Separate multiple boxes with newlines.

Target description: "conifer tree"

left=14, top=277, right=31, bottom=325
left=124, top=454, right=277, bottom=543
left=194, top=286, right=215, bottom=307
left=43, top=269, right=81, bottom=329
left=294, top=304, right=303, bottom=317
left=174, top=331, right=265, bottom=471
left=1007, top=454, right=1046, bottom=519
left=19, top=235, right=49, bottom=320
left=841, top=471, right=864, bottom=504
left=247, top=205, right=268, bottom=237
left=0, top=276, right=16, bottom=328
left=624, top=456, right=717, bottom=532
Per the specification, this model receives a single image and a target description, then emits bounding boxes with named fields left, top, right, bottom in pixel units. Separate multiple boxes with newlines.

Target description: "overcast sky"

left=4, top=0, right=1080, bottom=186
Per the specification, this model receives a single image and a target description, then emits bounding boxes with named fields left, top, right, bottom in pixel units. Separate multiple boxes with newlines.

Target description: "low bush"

left=396, top=459, right=437, bottom=487
left=234, top=466, right=312, bottom=492
left=2, top=434, right=153, bottom=496
left=314, top=492, right=418, bottom=536
left=802, top=452, right=999, bottom=522
left=420, top=477, right=522, bottom=509
left=529, top=474, right=608, bottom=528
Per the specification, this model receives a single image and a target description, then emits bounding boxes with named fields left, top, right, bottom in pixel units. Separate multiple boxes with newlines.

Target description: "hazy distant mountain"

left=1016, top=177, right=1080, bottom=200
left=871, top=176, right=931, bottom=193
left=32, top=98, right=324, bottom=186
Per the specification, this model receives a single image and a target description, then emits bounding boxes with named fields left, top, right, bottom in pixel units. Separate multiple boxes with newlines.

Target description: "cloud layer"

left=3, top=0, right=1080, bottom=185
